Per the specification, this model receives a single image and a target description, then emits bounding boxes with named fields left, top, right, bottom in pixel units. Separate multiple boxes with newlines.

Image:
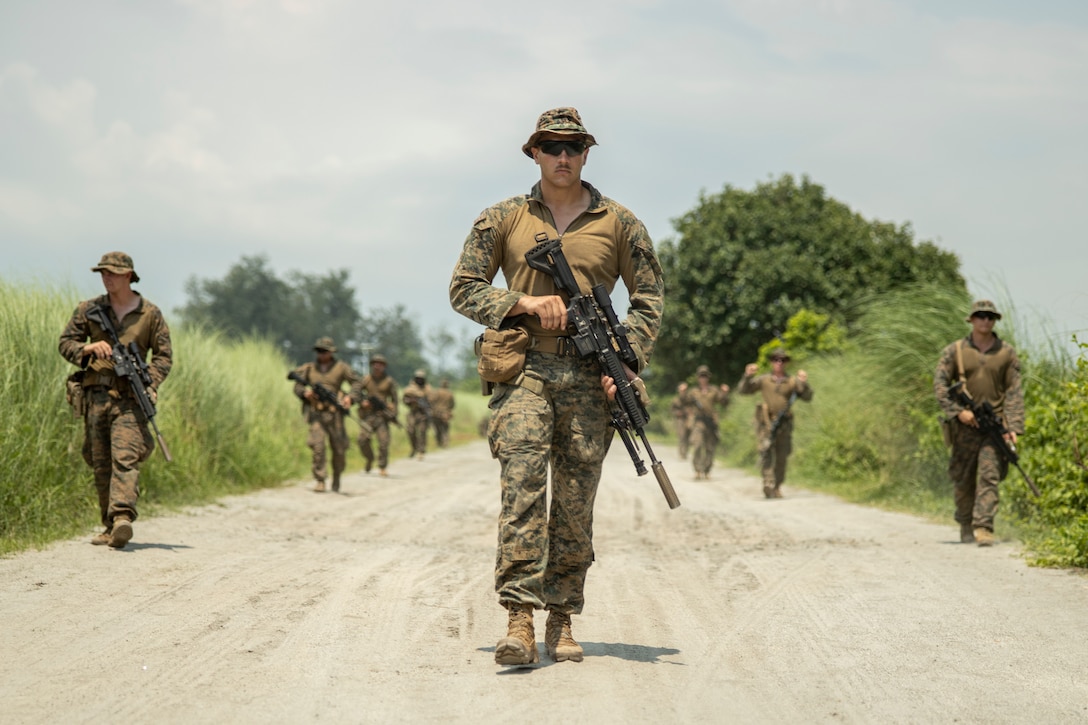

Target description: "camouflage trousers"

left=82, top=388, right=153, bottom=527
left=757, top=416, right=793, bottom=490
left=307, top=409, right=348, bottom=482
left=674, top=418, right=690, bottom=459
left=948, top=422, right=1008, bottom=531
left=432, top=416, right=451, bottom=448
left=357, top=413, right=391, bottom=469
left=690, top=419, right=719, bottom=475
left=487, top=352, right=613, bottom=615
left=407, top=411, right=429, bottom=455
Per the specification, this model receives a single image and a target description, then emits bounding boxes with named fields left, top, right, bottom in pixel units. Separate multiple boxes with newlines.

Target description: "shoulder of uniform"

left=474, top=195, right=529, bottom=230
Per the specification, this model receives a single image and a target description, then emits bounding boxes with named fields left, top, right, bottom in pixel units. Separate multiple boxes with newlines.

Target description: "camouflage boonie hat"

left=695, top=365, right=711, bottom=377
left=522, top=107, right=598, bottom=158
left=91, top=251, right=140, bottom=283
left=370, top=354, right=387, bottom=365
left=413, top=368, right=427, bottom=379
left=769, top=347, right=791, bottom=362
left=965, top=300, right=1002, bottom=322
left=313, top=336, right=336, bottom=353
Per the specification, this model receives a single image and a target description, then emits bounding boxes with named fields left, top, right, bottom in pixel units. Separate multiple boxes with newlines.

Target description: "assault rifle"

left=286, top=370, right=352, bottom=416
left=525, top=235, right=680, bottom=509
left=85, top=305, right=172, bottom=462
left=948, top=381, right=1040, bottom=497
left=358, top=392, right=403, bottom=428
left=768, top=391, right=798, bottom=442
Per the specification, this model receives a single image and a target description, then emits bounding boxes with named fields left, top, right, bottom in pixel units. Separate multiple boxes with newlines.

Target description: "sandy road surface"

left=2, top=441, right=1087, bottom=724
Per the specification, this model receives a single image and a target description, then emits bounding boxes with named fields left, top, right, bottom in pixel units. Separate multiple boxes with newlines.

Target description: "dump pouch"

left=476, top=327, right=530, bottom=384
left=65, top=370, right=86, bottom=418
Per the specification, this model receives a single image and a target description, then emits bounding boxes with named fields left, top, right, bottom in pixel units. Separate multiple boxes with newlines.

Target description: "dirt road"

left=2, top=441, right=1086, bottom=724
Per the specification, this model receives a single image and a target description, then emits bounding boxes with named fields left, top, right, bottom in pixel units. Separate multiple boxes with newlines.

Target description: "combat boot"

left=90, top=527, right=111, bottom=546
left=331, top=474, right=341, bottom=493
left=960, top=523, right=975, bottom=543
left=974, top=528, right=995, bottom=547
left=109, top=517, right=133, bottom=549
left=545, top=610, right=584, bottom=663
left=313, top=480, right=326, bottom=493
left=495, top=603, right=537, bottom=666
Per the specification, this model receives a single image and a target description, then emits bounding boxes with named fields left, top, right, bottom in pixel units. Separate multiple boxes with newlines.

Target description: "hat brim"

left=965, top=313, right=1002, bottom=322
left=522, top=132, right=598, bottom=158
left=91, top=265, right=140, bottom=283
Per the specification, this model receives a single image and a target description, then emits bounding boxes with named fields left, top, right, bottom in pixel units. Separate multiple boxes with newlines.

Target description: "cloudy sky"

left=3, top=0, right=1086, bottom=357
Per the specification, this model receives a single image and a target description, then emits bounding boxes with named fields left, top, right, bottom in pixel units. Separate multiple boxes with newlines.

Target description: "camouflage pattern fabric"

left=947, top=420, right=1008, bottom=531
left=487, top=353, right=613, bottom=614
left=756, top=414, right=793, bottom=490
left=403, top=380, right=431, bottom=456
left=684, top=386, right=730, bottom=476
left=82, top=389, right=154, bottom=527
left=306, top=408, right=349, bottom=482
left=355, top=373, right=397, bottom=470
left=670, top=394, right=691, bottom=459
left=430, top=386, right=455, bottom=448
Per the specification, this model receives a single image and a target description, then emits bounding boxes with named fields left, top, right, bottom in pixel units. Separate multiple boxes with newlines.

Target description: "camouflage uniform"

left=670, top=389, right=692, bottom=460
left=738, top=357, right=813, bottom=496
left=290, top=338, right=361, bottom=490
left=934, top=305, right=1024, bottom=537
left=58, top=254, right=172, bottom=536
left=430, top=379, right=456, bottom=448
left=403, top=370, right=432, bottom=459
left=449, top=176, right=664, bottom=616
left=356, top=355, right=398, bottom=473
left=681, top=367, right=731, bottom=479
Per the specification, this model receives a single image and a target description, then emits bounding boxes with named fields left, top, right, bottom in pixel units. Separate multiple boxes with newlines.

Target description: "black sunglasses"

left=972, top=312, right=998, bottom=321
left=538, top=139, right=586, bottom=157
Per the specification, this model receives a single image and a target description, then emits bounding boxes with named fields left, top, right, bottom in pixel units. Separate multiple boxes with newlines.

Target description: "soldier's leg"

left=357, top=419, right=375, bottom=470
left=376, top=421, right=391, bottom=469
left=690, top=423, right=708, bottom=476
left=973, top=442, right=1007, bottom=533
left=948, top=429, right=983, bottom=527
left=757, top=426, right=775, bottom=495
left=308, top=420, right=328, bottom=483
left=489, top=380, right=553, bottom=609
left=84, top=391, right=114, bottom=529
left=543, top=369, right=611, bottom=615
left=107, top=401, right=153, bottom=525
left=330, top=416, right=348, bottom=491
left=772, top=424, right=792, bottom=489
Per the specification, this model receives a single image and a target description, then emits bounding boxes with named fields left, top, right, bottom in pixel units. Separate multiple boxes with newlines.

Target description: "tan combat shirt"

left=291, top=359, right=361, bottom=415
left=934, top=334, right=1024, bottom=433
left=738, top=373, right=813, bottom=421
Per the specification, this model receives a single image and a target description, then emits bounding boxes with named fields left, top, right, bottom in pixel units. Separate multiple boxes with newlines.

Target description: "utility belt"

left=82, top=370, right=117, bottom=389
left=526, top=335, right=579, bottom=358
left=476, top=328, right=576, bottom=396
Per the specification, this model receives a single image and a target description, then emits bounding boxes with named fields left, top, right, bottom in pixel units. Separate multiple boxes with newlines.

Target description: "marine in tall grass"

left=289, top=336, right=361, bottom=493
left=738, top=348, right=813, bottom=498
left=933, top=300, right=1025, bottom=547
left=57, top=252, right=173, bottom=549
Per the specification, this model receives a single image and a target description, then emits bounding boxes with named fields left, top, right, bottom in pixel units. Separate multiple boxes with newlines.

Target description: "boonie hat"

left=695, top=365, right=711, bottom=377
left=370, top=354, right=387, bottom=365
left=769, top=347, right=791, bottom=362
left=414, top=368, right=427, bottom=379
left=91, top=251, right=140, bottom=283
left=313, top=336, right=337, bottom=353
left=965, top=300, right=1002, bottom=322
left=522, top=107, right=598, bottom=158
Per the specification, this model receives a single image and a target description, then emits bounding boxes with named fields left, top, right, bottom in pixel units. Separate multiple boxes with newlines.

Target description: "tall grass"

left=0, top=281, right=310, bottom=554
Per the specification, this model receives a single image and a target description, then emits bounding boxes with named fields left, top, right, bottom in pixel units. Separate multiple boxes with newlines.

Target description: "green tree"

left=176, top=255, right=366, bottom=366
left=656, top=174, right=964, bottom=386
left=363, top=305, right=427, bottom=384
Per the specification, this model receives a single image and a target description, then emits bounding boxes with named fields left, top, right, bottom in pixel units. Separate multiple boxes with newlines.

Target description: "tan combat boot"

left=545, top=610, right=584, bottom=663
left=109, top=518, right=133, bottom=549
left=90, top=527, right=111, bottom=546
left=495, top=603, right=537, bottom=666
left=313, top=480, right=326, bottom=493
left=974, top=528, right=995, bottom=547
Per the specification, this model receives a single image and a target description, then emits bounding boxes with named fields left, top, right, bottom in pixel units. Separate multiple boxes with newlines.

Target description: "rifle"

left=286, top=370, right=353, bottom=416
left=948, top=381, right=1040, bottom=497
left=85, top=305, right=172, bottom=462
left=768, top=391, right=798, bottom=442
left=358, top=392, right=403, bottom=428
left=525, top=235, right=680, bottom=509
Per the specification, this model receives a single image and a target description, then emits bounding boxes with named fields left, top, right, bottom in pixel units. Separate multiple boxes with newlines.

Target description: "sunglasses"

left=972, top=312, right=998, bottom=321
left=538, top=139, right=587, bottom=157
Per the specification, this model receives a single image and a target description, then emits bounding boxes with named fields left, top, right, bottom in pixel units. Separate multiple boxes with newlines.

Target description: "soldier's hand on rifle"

left=149, top=388, right=157, bottom=405
left=745, top=363, right=758, bottom=377
left=84, top=340, right=113, bottom=360
left=677, top=382, right=688, bottom=394
left=796, top=370, right=808, bottom=384
left=512, top=294, right=567, bottom=330
left=957, top=408, right=978, bottom=427
left=339, top=394, right=351, bottom=409
left=303, top=388, right=316, bottom=401
left=601, top=363, right=638, bottom=403
left=720, top=383, right=730, bottom=393
left=1006, top=431, right=1018, bottom=445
